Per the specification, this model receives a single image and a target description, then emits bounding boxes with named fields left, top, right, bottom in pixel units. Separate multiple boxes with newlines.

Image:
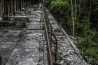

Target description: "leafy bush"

left=43, top=0, right=98, bottom=64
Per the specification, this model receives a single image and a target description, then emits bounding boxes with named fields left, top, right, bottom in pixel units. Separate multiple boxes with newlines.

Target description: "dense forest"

left=43, top=0, right=98, bottom=65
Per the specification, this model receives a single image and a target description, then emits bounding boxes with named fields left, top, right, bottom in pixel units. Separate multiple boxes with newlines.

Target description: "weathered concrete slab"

left=3, top=5, right=45, bottom=65
left=0, top=4, right=88, bottom=65
left=47, top=9, right=88, bottom=65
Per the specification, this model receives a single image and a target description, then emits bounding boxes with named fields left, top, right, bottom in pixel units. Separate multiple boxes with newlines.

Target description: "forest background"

left=43, top=0, right=98, bottom=65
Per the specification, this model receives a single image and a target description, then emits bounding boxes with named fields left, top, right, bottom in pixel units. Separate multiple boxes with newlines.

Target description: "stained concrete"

left=0, top=4, right=89, bottom=65
left=0, top=5, right=45, bottom=65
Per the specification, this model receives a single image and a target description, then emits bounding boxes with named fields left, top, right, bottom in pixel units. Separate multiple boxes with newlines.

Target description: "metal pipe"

left=49, top=32, right=58, bottom=62
left=42, top=6, right=53, bottom=65
left=42, top=3, right=59, bottom=64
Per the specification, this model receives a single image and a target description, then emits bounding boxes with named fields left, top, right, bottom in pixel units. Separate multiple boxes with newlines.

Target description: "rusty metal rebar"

left=42, top=4, right=59, bottom=65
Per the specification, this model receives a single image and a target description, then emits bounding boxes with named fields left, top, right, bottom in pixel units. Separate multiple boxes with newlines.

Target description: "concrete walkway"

left=4, top=5, right=45, bottom=65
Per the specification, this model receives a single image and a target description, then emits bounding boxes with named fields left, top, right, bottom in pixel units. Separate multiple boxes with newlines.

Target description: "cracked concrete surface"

left=0, top=4, right=88, bottom=65
left=0, top=5, right=45, bottom=65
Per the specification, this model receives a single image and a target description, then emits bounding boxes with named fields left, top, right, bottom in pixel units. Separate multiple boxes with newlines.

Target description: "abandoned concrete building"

left=0, top=0, right=89, bottom=65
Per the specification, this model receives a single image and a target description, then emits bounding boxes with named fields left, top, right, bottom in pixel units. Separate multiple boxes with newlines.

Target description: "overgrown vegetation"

left=43, top=0, right=98, bottom=64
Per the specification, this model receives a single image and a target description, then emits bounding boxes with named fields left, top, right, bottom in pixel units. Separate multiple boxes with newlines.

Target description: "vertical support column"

left=18, top=0, right=22, bottom=11
left=28, top=0, right=31, bottom=6
left=9, top=0, right=12, bottom=16
left=0, top=0, right=2, bottom=16
left=25, top=0, right=27, bottom=7
left=22, top=0, right=25, bottom=7
left=30, top=0, right=31, bottom=6
left=3, top=0, right=9, bottom=20
left=14, top=0, right=16, bottom=14
left=18, top=0, right=20, bottom=11
left=8, top=0, right=10, bottom=16
left=29, top=0, right=31, bottom=6
left=20, top=0, right=22, bottom=11
left=24, top=0, right=27, bottom=7
left=31, top=0, right=33, bottom=5
left=21, top=0, right=23, bottom=8
left=16, top=0, right=18, bottom=11
left=12, top=0, right=15, bottom=15
left=16, top=0, right=19, bottom=11
left=30, top=0, right=32, bottom=5
left=0, top=0, right=1, bottom=16
left=26, top=0, right=29, bottom=7
left=4, top=0, right=7, bottom=16
left=26, top=0, right=28, bottom=7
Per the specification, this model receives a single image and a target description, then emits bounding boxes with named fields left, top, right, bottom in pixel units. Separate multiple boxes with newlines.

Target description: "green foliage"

left=44, top=0, right=72, bottom=33
left=50, top=0, right=69, bottom=25
left=43, top=0, right=98, bottom=64
left=85, top=47, right=98, bottom=58
left=76, top=18, right=98, bottom=63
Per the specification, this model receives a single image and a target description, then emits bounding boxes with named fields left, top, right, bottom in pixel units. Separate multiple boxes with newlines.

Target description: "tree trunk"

left=71, top=0, right=75, bottom=36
